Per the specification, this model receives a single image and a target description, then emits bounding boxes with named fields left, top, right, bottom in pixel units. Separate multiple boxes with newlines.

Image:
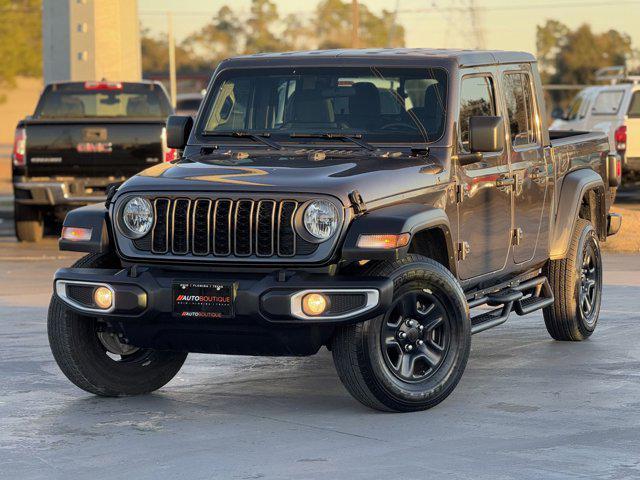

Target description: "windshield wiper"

left=289, top=133, right=376, bottom=151
left=201, top=131, right=282, bottom=150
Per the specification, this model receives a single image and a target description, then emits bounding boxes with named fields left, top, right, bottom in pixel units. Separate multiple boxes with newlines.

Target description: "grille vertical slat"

left=256, top=200, right=276, bottom=257
left=145, top=197, right=315, bottom=258
left=234, top=200, right=254, bottom=256
left=192, top=199, right=211, bottom=255
left=213, top=199, right=232, bottom=255
left=152, top=198, right=170, bottom=253
left=171, top=199, right=191, bottom=254
left=277, top=201, right=298, bottom=257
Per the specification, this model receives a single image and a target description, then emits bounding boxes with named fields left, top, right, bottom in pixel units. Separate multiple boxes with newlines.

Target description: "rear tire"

left=14, top=203, right=44, bottom=242
left=543, top=218, right=602, bottom=341
left=331, top=255, right=471, bottom=412
left=48, top=252, right=188, bottom=396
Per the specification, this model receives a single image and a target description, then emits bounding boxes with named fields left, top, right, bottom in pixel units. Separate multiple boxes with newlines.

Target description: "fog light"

left=94, top=286, right=113, bottom=310
left=301, top=293, right=329, bottom=316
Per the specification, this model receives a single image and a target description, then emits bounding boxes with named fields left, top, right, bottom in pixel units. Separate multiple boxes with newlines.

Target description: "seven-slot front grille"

left=144, top=197, right=310, bottom=258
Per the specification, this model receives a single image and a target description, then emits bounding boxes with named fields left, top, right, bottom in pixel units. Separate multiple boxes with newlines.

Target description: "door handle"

left=495, top=176, right=515, bottom=191
left=530, top=167, right=547, bottom=184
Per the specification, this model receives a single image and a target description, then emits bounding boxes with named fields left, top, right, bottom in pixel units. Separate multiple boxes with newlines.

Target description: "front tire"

left=331, top=255, right=471, bottom=412
left=48, top=253, right=188, bottom=396
left=543, top=218, right=603, bottom=341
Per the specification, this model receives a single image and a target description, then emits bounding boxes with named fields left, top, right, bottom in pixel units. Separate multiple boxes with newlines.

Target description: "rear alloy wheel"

left=331, top=255, right=471, bottom=412
left=544, top=218, right=603, bottom=341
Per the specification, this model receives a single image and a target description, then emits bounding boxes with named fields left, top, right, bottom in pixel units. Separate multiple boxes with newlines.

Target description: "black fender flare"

left=341, top=203, right=456, bottom=273
left=58, top=203, right=112, bottom=254
left=550, top=169, right=605, bottom=260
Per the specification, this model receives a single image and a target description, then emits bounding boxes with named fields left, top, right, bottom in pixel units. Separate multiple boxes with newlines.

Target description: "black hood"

left=117, top=148, right=448, bottom=206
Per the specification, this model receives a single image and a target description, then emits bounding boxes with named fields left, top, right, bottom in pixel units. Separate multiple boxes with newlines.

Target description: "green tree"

left=0, top=0, right=42, bottom=101
left=536, top=20, right=634, bottom=85
left=181, top=6, right=244, bottom=65
left=141, top=28, right=207, bottom=75
left=244, top=0, right=280, bottom=54
left=310, top=0, right=404, bottom=50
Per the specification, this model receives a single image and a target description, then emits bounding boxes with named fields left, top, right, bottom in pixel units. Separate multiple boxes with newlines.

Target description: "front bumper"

left=14, top=177, right=124, bottom=206
left=53, top=266, right=394, bottom=356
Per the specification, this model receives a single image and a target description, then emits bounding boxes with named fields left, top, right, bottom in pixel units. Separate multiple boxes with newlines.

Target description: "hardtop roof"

left=221, top=48, right=536, bottom=68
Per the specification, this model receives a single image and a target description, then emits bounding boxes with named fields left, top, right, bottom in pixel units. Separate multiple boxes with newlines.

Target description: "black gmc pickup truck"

left=49, top=49, right=622, bottom=412
left=12, top=81, right=175, bottom=241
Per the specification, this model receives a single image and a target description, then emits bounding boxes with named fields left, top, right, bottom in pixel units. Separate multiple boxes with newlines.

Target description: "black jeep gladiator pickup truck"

left=48, top=49, right=622, bottom=412
left=12, top=81, right=175, bottom=242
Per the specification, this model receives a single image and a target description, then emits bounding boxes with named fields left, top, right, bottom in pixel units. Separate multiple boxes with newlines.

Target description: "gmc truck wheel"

left=14, top=203, right=44, bottom=242
left=331, top=255, right=471, bottom=412
left=543, top=219, right=603, bottom=341
left=47, top=252, right=188, bottom=396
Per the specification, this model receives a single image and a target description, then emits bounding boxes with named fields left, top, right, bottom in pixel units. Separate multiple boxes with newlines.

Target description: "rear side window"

left=628, top=92, right=640, bottom=118
left=503, top=73, right=537, bottom=147
left=592, top=90, right=624, bottom=115
left=566, top=91, right=585, bottom=121
left=459, top=75, right=496, bottom=152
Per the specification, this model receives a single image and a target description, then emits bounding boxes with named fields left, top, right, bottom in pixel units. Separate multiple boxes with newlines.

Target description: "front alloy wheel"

left=382, top=290, right=450, bottom=383
left=331, top=255, right=471, bottom=412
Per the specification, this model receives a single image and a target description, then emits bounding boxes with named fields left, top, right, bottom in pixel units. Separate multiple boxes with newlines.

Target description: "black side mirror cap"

left=166, top=115, right=193, bottom=150
left=469, top=116, right=504, bottom=153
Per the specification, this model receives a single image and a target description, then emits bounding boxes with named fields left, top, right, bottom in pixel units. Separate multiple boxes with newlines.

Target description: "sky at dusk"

left=138, top=0, right=640, bottom=54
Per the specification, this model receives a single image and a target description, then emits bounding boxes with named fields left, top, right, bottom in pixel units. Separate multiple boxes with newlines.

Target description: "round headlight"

left=303, top=200, right=339, bottom=241
left=120, top=197, right=153, bottom=239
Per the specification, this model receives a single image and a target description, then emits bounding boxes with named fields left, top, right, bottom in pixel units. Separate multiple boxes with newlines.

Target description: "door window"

left=592, top=90, right=624, bottom=115
left=503, top=73, right=537, bottom=147
left=459, top=75, right=496, bottom=152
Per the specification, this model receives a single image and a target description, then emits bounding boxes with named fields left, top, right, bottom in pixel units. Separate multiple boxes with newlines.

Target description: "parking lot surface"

left=1, top=238, right=640, bottom=480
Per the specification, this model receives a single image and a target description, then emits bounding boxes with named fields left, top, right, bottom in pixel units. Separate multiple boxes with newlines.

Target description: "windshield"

left=35, top=83, right=172, bottom=119
left=201, top=67, right=448, bottom=144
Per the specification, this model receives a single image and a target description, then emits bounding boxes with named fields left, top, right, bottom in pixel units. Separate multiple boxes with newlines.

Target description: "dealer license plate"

left=172, top=282, right=235, bottom=319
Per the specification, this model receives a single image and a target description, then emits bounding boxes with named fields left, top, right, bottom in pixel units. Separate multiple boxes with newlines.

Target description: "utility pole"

left=351, top=0, right=360, bottom=49
left=387, top=0, right=400, bottom=48
left=468, top=0, right=486, bottom=49
left=167, top=11, right=177, bottom=109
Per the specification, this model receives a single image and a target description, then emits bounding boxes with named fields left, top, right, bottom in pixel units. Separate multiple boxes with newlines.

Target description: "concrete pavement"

left=1, top=239, right=640, bottom=479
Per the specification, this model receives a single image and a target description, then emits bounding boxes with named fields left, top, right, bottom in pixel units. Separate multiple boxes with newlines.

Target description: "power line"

left=396, top=0, right=640, bottom=14
left=138, top=0, right=640, bottom=17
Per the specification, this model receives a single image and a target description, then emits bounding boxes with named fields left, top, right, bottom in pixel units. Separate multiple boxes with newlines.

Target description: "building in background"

left=42, top=0, right=141, bottom=84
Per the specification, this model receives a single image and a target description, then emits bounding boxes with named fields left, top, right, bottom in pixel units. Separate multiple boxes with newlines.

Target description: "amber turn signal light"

left=61, top=227, right=92, bottom=242
left=93, top=286, right=113, bottom=310
left=301, top=293, right=329, bottom=316
left=357, top=233, right=411, bottom=249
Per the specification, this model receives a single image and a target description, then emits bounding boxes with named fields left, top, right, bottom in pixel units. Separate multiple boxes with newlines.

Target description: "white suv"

left=551, top=79, right=640, bottom=172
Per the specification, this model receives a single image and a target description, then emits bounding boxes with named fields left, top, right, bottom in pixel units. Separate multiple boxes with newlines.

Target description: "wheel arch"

left=550, top=168, right=606, bottom=260
left=341, top=203, right=457, bottom=276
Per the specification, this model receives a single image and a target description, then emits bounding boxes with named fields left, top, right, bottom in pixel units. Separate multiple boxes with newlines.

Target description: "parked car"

left=175, top=92, right=204, bottom=117
left=551, top=77, right=640, bottom=173
left=11, top=80, right=176, bottom=242
left=49, top=49, right=621, bottom=412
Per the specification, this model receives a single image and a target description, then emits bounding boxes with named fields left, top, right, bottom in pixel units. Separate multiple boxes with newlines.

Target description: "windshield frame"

left=193, top=65, right=449, bottom=148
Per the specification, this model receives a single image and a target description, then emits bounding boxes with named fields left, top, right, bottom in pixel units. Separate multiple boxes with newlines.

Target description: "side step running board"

left=469, top=276, right=554, bottom=334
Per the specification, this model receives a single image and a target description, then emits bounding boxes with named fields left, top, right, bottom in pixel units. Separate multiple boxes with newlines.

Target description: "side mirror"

left=551, top=107, right=565, bottom=120
left=166, top=115, right=193, bottom=150
left=469, top=116, right=504, bottom=153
